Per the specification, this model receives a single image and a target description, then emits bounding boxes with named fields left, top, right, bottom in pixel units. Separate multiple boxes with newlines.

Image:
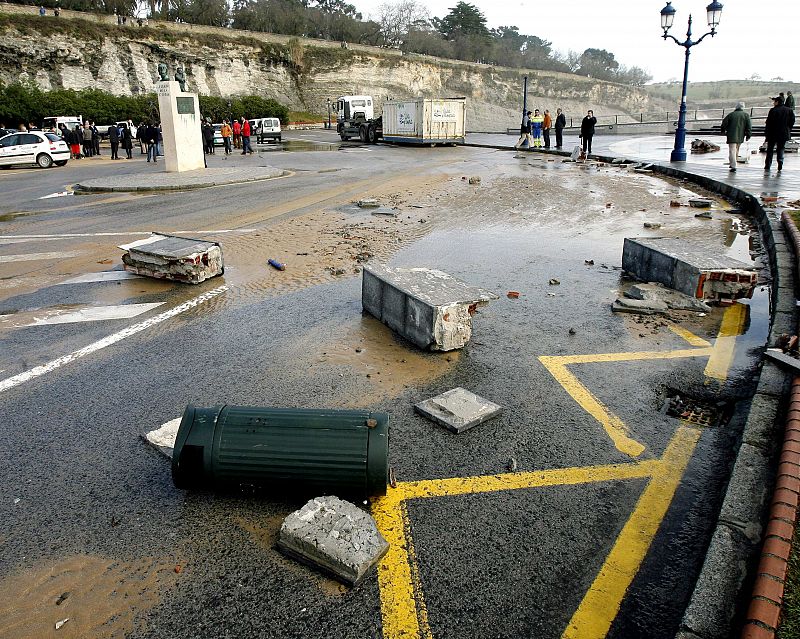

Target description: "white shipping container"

left=382, top=98, right=466, bottom=144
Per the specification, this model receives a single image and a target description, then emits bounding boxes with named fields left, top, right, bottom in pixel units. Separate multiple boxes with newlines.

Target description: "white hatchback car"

left=0, top=131, right=70, bottom=168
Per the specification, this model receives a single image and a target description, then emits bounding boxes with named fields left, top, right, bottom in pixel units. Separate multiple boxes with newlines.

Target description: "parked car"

left=213, top=124, right=224, bottom=146
left=0, top=131, right=70, bottom=168
left=250, top=117, right=281, bottom=143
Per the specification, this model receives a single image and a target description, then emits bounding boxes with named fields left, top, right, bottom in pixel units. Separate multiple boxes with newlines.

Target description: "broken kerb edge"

left=118, top=233, right=224, bottom=284
left=361, top=264, right=498, bottom=351
left=414, top=387, right=503, bottom=433
left=621, top=237, right=758, bottom=302
left=277, top=496, right=389, bottom=587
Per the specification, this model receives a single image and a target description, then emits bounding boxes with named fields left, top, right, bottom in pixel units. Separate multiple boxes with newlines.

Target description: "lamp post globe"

left=660, top=2, right=723, bottom=162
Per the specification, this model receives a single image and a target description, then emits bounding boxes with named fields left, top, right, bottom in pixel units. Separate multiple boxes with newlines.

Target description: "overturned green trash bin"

left=172, top=405, right=389, bottom=497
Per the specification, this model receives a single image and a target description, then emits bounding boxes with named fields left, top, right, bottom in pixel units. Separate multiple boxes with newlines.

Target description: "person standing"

left=542, top=110, right=552, bottom=149
left=232, top=118, right=241, bottom=149
left=91, top=121, right=101, bottom=156
left=555, top=108, right=566, bottom=149
left=579, top=110, right=597, bottom=156
left=764, top=96, right=795, bottom=174
left=69, top=125, right=82, bottom=159
left=514, top=111, right=532, bottom=150
left=202, top=120, right=214, bottom=154
left=240, top=117, right=253, bottom=155
left=107, top=122, right=120, bottom=159
left=720, top=102, right=751, bottom=172
left=145, top=122, right=158, bottom=163
left=530, top=109, right=544, bottom=148
left=121, top=123, right=133, bottom=159
left=786, top=91, right=795, bottom=112
left=221, top=120, right=232, bottom=155
left=38, top=5, right=45, bottom=16
left=82, top=122, right=93, bottom=157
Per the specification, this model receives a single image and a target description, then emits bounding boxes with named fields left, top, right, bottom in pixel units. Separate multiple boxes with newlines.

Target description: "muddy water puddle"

left=0, top=555, right=178, bottom=639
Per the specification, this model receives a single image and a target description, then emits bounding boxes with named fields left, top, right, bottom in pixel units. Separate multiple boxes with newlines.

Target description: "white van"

left=41, top=115, right=83, bottom=134
left=250, top=118, right=281, bottom=143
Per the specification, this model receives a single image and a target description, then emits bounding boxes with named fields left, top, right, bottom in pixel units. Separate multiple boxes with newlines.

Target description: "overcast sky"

left=351, top=0, right=798, bottom=85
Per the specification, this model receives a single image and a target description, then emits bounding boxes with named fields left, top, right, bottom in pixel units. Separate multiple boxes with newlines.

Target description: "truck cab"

left=336, top=96, right=374, bottom=125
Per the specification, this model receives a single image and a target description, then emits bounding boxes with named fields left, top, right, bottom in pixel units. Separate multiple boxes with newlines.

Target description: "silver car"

left=0, top=131, right=70, bottom=168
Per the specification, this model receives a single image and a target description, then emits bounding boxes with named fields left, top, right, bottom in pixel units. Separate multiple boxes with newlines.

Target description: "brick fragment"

left=765, top=517, right=795, bottom=541
left=741, top=621, right=775, bottom=639
left=758, top=555, right=789, bottom=582
left=745, top=598, right=781, bottom=629
left=772, top=487, right=800, bottom=509
left=752, top=574, right=785, bottom=604
left=763, top=536, right=792, bottom=560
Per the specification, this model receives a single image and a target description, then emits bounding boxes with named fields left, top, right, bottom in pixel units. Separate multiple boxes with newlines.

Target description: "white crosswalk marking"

left=1, top=303, right=165, bottom=328
left=0, top=251, right=82, bottom=263
left=57, top=271, right=142, bottom=285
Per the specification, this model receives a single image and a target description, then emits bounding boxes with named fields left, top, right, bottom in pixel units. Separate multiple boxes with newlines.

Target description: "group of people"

left=201, top=117, right=254, bottom=156
left=515, top=108, right=596, bottom=154
left=720, top=91, right=795, bottom=174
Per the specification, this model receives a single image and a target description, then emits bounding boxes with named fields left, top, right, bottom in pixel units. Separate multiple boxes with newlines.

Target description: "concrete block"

left=680, top=525, right=753, bottom=639
left=626, top=282, right=710, bottom=311
left=142, top=418, right=180, bottom=458
left=277, top=496, right=388, bottom=586
left=769, top=311, right=796, bottom=343
left=362, top=264, right=497, bottom=351
left=119, top=233, right=224, bottom=284
left=741, top=394, right=783, bottom=453
left=414, top=387, right=503, bottom=433
left=611, top=298, right=668, bottom=315
left=757, top=361, right=790, bottom=398
left=622, top=237, right=757, bottom=301
left=718, top=443, right=771, bottom=543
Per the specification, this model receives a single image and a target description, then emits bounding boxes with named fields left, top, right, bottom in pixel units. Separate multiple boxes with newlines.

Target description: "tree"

left=576, top=48, right=619, bottom=81
left=433, top=1, right=488, bottom=39
left=375, top=0, right=429, bottom=47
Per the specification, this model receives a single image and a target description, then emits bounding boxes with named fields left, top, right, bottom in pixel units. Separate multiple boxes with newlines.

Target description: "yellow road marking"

left=562, top=425, right=701, bottom=639
left=374, top=457, right=666, bottom=637
left=539, top=349, right=711, bottom=457
left=668, top=324, right=712, bottom=347
left=705, top=303, right=748, bottom=381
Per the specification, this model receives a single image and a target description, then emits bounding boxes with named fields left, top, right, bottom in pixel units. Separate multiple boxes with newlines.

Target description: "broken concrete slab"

left=362, top=264, right=497, bottom=351
left=414, top=387, right=503, bottom=433
left=622, top=237, right=757, bottom=302
left=142, top=418, right=180, bottom=458
left=277, top=496, right=389, bottom=586
left=626, top=283, right=711, bottom=312
left=357, top=198, right=380, bottom=208
left=611, top=297, right=669, bottom=315
left=119, top=233, right=224, bottom=284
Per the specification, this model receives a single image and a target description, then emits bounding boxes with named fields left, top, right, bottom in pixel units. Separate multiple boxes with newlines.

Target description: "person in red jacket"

left=232, top=118, right=241, bottom=149
left=241, top=117, right=253, bottom=155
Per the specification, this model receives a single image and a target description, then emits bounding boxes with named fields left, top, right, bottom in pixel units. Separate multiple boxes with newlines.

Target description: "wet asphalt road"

left=0, top=131, right=770, bottom=639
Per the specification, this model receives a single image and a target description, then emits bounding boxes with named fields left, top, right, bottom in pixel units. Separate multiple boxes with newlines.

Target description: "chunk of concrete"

left=611, top=297, right=669, bottom=315
left=277, top=496, right=389, bottom=586
left=119, top=233, right=223, bottom=284
left=414, top=387, right=503, bottom=433
left=142, top=418, right=180, bottom=458
left=622, top=237, right=757, bottom=302
left=362, top=264, right=497, bottom=351
left=357, top=198, right=380, bottom=208
left=626, top=282, right=711, bottom=312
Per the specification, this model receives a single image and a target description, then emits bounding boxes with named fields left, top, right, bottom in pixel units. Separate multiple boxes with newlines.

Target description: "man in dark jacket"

left=145, top=122, right=158, bottom=163
left=720, top=102, right=751, bottom=172
left=579, top=110, right=597, bottom=156
left=107, top=123, right=120, bottom=159
left=764, top=96, right=795, bottom=174
left=555, top=108, right=566, bottom=149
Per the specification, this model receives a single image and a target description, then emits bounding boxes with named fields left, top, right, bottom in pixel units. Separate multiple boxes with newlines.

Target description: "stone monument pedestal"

left=156, top=81, right=204, bottom=172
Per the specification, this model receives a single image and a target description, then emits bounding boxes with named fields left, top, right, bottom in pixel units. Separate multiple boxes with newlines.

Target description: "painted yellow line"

left=539, top=349, right=710, bottom=457
left=373, top=458, right=663, bottom=638
left=397, top=458, right=662, bottom=501
left=705, top=303, right=747, bottom=382
left=373, top=491, right=424, bottom=639
left=562, top=425, right=701, bottom=639
left=668, top=324, right=712, bottom=348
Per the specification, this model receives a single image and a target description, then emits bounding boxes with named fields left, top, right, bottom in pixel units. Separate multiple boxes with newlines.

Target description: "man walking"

left=145, top=122, right=158, bottom=163
left=555, top=108, right=566, bottom=149
left=764, top=96, right=795, bottom=174
left=579, top=110, right=597, bottom=156
left=514, top=111, right=532, bottom=150
left=720, top=102, right=751, bottom=172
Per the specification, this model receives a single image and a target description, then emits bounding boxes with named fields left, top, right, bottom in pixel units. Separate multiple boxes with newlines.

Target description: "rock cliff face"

left=0, top=4, right=653, bottom=130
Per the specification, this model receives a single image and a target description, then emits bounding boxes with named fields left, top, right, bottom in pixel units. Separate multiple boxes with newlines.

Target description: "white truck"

left=336, top=96, right=466, bottom=145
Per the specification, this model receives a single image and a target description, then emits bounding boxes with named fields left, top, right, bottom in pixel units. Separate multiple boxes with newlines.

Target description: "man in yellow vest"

left=530, top=109, right=544, bottom=148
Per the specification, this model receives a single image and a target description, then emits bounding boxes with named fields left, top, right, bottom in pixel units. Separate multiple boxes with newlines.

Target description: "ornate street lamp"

left=660, top=1, right=723, bottom=161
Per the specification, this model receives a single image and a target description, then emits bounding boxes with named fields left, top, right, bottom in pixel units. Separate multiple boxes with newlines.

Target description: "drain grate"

left=664, top=393, right=725, bottom=427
